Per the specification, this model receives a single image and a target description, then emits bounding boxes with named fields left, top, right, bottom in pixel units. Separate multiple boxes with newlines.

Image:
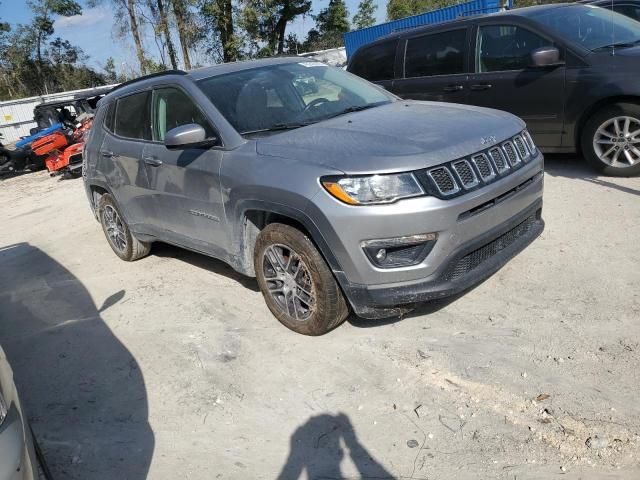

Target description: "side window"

left=477, top=25, right=552, bottom=73
left=151, top=87, right=215, bottom=142
left=103, top=102, right=115, bottom=132
left=114, top=91, right=151, bottom=140
left=404, top=29, right=467, bottom=78
left=613, top=4, right=640, bottom=21
left=349, top=40, right=398, bottom=82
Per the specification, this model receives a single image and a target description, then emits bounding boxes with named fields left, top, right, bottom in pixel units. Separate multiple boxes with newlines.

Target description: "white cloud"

left=54, top=6, right=109, bottom=29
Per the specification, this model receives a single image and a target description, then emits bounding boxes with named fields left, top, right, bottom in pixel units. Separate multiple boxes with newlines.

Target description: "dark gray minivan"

left=348, top=3, right=640, bottom=176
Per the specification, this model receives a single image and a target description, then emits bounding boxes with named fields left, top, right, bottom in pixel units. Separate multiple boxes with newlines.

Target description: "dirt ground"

left=0, top=156, right=639, bottom=480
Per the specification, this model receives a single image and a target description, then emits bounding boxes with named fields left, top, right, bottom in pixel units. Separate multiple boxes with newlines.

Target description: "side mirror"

left=530, top=46, right=563, bottom=68
left=165, top=124, right=214, bottom=149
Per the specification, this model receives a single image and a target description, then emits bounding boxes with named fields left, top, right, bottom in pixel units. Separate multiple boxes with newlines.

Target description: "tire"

left=254, top=223, right=349, bottom=335
left=98, top=194, right=151, bottom=261
left=581, top=102, right=640, bottom=177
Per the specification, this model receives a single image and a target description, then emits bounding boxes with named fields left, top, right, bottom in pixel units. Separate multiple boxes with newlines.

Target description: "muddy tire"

left=254, top=223, right=349, bottom=335
left=581, top=102, right=640, bottom=177
left=98, top=194, right=151, bottom=261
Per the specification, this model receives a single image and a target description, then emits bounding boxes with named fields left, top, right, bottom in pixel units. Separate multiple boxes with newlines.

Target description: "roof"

left=365, top=3, right=576, bottom=44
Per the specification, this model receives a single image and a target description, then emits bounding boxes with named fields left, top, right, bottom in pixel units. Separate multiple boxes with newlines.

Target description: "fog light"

left=362, top=233, right=437, bottom=268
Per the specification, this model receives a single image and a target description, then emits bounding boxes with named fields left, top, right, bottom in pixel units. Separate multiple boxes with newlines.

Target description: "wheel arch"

left=575, top=95, right=640, bottom=152
left=235, top=201, right=343, bottom=278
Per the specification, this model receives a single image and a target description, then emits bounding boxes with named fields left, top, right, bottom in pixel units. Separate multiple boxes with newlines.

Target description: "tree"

left=304, top=0, right=349, bottom=51
left=243, top=0, right=311, bottom=55
left=151, top=0, right=178, bottom=69
left=171, top=0, right=195, bottom=69
left=104, top=57, right=118, bottom=83
left=200, top=0, right=240, bottom=62
left=386, top=0, right=451, bottom=20
left=352, top=0, right=377, bottom=29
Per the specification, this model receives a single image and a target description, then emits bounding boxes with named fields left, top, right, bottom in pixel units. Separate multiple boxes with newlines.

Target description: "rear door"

left=141, top=85, right=227, bottom=255
left=466, top=22, right=566, bottom=148
left=99, top=90, right=155, bottom=230
left=391, top=27, right=471, bottom=104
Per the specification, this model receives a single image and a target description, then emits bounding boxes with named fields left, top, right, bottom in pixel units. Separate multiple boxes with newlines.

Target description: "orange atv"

left=32, top=115, right=92, bottom=178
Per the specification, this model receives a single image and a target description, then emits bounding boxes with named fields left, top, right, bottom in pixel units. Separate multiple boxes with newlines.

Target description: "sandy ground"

left=0, top=156, right=639, bottom=480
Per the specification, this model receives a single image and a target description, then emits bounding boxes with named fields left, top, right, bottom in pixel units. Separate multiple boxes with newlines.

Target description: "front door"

left=391, top=28, right=470, bottom=104
left=142, top=86, right=227, bottom=255
left=466, top=23, right=566, bottom=148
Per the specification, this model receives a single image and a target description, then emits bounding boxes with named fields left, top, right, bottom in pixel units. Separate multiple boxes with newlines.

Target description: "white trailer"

left=0, top=84, right=117, bottom=144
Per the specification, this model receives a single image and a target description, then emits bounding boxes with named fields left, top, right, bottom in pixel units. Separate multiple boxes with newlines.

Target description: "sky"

left=2, top=0, right=387, bottom=74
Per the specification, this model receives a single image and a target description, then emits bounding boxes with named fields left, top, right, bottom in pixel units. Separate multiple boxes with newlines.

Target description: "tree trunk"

left=220, top=0, right=235, bottom=62
left=126, top=0, right=147, bottom=74
left=171, top=0, right=191, bottom=69
left=156, top=0, right=178, bottom=69
left=276, top=16, right=287, bottom=54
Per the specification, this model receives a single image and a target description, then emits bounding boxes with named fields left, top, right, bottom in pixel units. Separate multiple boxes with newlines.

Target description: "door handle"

left=100, top=150, right=118, bottom=158
left=443, top=84, right=464, bottom=92
left=470, top=83, right=493, bottom=91
left=143, top=156, right=163, bottom=167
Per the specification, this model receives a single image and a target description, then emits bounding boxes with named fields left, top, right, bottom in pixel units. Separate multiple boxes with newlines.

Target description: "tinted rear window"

left=349, top=40, right=398, bottom=81
left=103, top=102, right=115, bottom=132
left=114, top=91, right=151, bottom=140
left=405, top=29, right=467, bottom=78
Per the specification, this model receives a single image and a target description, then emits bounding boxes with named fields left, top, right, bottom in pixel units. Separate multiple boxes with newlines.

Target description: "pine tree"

left=353, top=0, right=377, bottom=29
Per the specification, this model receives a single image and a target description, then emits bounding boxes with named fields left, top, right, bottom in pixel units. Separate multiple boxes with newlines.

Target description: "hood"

left=255, top=101, right=525, bottom=175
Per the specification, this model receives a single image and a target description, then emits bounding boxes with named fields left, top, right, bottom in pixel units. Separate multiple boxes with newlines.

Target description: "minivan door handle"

left=100, top=150, right=118, bottom=158
left=470, top=83, right=493, bottom=91
left=442, top=84, right=464, bottom=92
left=143, top=156, right=163, bottom=167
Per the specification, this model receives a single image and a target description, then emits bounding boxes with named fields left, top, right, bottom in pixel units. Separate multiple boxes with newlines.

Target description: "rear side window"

left=405, top=30, right=467, bottom=78
left=114, top=91, right=151, bottom=140
left=477, top=25, right=551, bottom=73
left=613, top=4, right=640, bottom=21
left=349, top=40, right=398, bottom=81
left=103, top=102, right=115, bottom=132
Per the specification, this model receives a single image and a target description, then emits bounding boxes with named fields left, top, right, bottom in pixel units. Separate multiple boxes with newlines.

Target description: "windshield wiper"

left=322, top=103, right=382, bottom=120
left=592, top=39, right=640, bottom=51
left=241, top=121, right=314, bottom=135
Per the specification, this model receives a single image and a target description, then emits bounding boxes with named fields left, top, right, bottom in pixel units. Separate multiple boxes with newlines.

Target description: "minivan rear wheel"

left=582, top=103, right=640, bottom=177
left=254, top=223, right=349, bottom=335
left=98, top=194, right=151, bottom=261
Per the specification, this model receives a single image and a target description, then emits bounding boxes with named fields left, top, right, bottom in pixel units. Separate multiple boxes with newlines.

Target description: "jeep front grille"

left=416, top=130, right=537, bottom=200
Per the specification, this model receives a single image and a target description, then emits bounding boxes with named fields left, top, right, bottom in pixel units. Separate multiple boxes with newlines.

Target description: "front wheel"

left=254, top=223, right=349, bottom=335
left=582, top=103, right=640, bottom=177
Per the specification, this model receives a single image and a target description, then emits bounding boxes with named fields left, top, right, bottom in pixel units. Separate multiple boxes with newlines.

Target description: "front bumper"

left=337, top=198, right=543, bottom=318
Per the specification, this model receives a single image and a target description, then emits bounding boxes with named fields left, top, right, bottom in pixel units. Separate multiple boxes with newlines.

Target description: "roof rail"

left=109, top=69, right=187, bottom=94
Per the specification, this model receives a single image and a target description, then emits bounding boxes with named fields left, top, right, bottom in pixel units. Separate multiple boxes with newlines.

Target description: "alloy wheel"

left=103, top=205, right=128, bottom=253
left=593, top=116, right=640, bottom=168
left=262, top=244, right=315, bottom=321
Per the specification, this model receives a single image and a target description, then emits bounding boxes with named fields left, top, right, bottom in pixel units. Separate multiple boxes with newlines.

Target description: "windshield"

left=196, top=62, right=394, bottom=135
left=530, top=4, right=640, bottom=51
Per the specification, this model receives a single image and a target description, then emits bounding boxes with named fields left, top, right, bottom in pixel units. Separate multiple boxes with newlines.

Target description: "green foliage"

left=304, top=0, right=350, bottom=51
left=353, top=0, right=377, bottom=29
left=242, top=0, right=311, bottom=54
left=0, top=0, right=105, bottom=100
left=386, top=0, right=453, bottom=20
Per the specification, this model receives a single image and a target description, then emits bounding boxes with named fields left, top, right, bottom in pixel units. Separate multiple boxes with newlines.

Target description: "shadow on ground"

left=151, top=242, right=260, bottom=292
left=544, top=154, right=640, bottom=197
left=0, top=242, right=154, bottom=480
left=278, top=413, right=395, bottom=480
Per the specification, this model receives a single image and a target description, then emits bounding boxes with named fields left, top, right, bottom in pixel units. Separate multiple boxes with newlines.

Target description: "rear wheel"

left=254, top=223, right=349, bottom=335
left=582, top=103, right=640, bottom=177
left=98, top=194, right=151, bottom=261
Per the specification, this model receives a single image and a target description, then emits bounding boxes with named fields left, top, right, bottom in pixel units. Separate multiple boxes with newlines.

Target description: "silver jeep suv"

left=83, top=57, right=544, bottom=335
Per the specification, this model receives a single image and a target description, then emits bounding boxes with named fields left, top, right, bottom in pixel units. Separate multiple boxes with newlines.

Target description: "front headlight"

left=321, top=173, right=424, bottom=205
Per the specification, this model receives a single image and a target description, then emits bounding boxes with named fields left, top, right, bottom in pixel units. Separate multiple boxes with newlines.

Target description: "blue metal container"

left=343, top=0, right=510, bottom=58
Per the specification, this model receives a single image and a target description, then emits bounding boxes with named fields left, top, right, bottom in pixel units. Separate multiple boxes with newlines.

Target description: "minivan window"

left=477, top=25, right=551, bottom=72
left=151, top=87, right=215, bottom=141
left=114, top=91, right=151, bottom=140
left=349, top=41, right=398, bottom=81
left=530, top=4, right=640, bottom=51
left=103, top=101, right=116, bottom=132
left=405, top=30, right=467, bottom=78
